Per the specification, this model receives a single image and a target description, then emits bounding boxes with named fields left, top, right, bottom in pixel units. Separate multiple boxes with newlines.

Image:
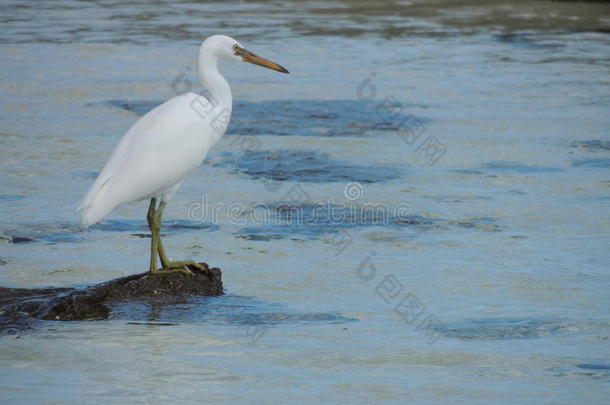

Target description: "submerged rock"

left=0, top=263, right=222, bottom=326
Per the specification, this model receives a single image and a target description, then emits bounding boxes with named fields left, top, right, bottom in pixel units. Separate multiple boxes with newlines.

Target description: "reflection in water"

left=109, top=294, right=357, bottom=326
left=0, top=287, right=356, bottom=336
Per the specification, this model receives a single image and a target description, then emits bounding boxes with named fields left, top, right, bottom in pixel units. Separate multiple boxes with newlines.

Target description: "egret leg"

left=146, top=198, right=160, bottom=274
left=148, top=199, right=203, bottom=275
left=146, top=199, right=192, bottom=276
left=155, top=200, right=171, bottom=268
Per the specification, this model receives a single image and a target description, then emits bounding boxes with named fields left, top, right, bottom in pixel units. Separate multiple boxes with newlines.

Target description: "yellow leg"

left=146, top=198, right=160, bottom=274
left=155, top=201, right=171, bottom=268
left=146, top=199, right=197, bottom=276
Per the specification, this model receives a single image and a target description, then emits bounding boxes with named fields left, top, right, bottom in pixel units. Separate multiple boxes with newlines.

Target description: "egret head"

left=203, top=35, right=289, bottom=74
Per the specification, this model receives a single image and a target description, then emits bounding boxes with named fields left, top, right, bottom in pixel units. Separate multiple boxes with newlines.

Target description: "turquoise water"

left=1, top=1, right=610, bottom=403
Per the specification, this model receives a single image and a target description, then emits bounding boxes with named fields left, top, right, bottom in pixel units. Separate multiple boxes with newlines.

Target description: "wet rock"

left=0, top=263, right=222, bottom=324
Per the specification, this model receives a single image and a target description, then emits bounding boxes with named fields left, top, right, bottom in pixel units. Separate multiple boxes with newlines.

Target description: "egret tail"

left=77, top=177, right=120, bottom=227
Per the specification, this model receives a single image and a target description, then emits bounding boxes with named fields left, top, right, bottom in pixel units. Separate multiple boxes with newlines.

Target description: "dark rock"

left=0, top=263, right=223, bottom=324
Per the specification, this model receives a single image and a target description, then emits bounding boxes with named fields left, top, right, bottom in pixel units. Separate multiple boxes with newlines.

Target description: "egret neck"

left=197, top=41, right=232, bottom=141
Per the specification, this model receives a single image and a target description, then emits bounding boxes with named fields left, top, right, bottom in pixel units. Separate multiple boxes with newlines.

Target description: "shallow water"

left=1, top=0, right=610, bottom=403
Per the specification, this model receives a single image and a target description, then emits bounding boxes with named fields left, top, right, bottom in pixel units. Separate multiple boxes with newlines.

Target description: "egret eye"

left=233, top=44, right=239, bottom=54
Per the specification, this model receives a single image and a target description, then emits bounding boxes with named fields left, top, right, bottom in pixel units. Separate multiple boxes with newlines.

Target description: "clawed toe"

left=158, top=261, right=206, bottom=275
left=151, top=267, right=194, bottom=276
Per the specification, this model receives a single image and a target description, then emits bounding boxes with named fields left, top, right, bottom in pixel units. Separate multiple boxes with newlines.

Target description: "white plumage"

left=78, top=92, right=224, bottom=226
left=77, top=35, right=288, bottom=274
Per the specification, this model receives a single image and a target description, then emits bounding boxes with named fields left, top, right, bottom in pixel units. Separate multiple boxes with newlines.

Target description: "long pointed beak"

left=237, top=47, right=289, bottom=74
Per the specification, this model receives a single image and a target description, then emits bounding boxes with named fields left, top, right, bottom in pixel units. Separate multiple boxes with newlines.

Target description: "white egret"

left=78, top=35, right=289, bottom=275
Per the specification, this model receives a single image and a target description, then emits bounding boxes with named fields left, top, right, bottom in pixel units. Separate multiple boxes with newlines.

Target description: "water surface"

left=1, top=0, right=609, bottom=403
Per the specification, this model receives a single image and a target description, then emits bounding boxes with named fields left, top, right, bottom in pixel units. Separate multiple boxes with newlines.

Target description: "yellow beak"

left=236, top=47, right=289, bottom=74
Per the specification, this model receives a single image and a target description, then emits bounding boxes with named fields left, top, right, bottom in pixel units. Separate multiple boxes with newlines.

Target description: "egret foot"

left=147, top=198, right=209, bottom=277
left=150, top=267, right=194, bottom=276
left=162, top=261, right=207, bottom=272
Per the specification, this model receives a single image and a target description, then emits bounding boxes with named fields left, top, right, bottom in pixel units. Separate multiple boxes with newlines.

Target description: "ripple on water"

left=101, top=99, right=156, bottom=116
left=0, top=195, right=25, bottom=202
left=480, top=161, right=563, bottom=174
left=0, top=291, right=357, bottom=337
left=231, top=100, right=430, bottom=138
left=101, top=99, right=431, bottom=137
left=449, top=217, right=501, bottom=232
left=234, top=202, right=499, bottom=241
left=570, top=140, right=610, bottom=151
left=0, top=220, right=217, bottom=245
left=572, top=159, right=610, bottom=169
left=108, top=294, right=357, bottom=326
left=92, top=219, right=218, bottom=233
left=494, top=33, right=564, bottom=50
left=439, top=318, right=568, bottom=340
left=213, top=149, right=402, bottom=183
left=236, top=202, right=436, bottom=241
left=1, top=222, right=83, bottom=245
left=0, top=311, right=33, bottom=338
left=550, top=363, right=610, bottom=382
left=577, top=363, right=610, bottom=371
